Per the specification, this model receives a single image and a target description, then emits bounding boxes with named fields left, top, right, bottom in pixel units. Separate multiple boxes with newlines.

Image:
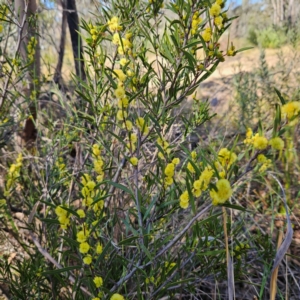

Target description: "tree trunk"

left=53, top=0, right=68, bottom=88
left=15, top=0, right=40, bottom=148
left=66, top=0, right=86, bottom=81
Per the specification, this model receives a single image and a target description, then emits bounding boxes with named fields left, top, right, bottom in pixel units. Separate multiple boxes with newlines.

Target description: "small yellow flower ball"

left=111, top=294, right=124, bottom=300
left=214, top=16, right=223, bottom=26
left=179, top=190, right=189, bottom=209
left=127, top=70, right=134, bottom=77
left=281, top=101, right=300, bottom=120
left=125, top=32, right=132, bottom=39
left=96, top=243, right=103, bottom=254
left=253, top=136, right=268, bottom=150
left=130, top=157, right=138, bottom=166
left=116, top=110, right=127, bottom=121
left=77, top=230, right=88, bottom=243
left=92, top=145, right=101, bottom=157
left=210, top=179, right=232, bottom=205
left=79, top=242, right=90, bottom=254
left=209, top=3, right=221, bottom=17
left=115, top=87, right=125, bottom=99
left=93, top=276, right=103, bottom=288
left=129, top=133, right=137, bottom=143
left=55, top=205, right=67, bottom=217
left=172, top=157, right=180, bottom=165
left=83, top=255, right=92, bottom=265
left=158, top=152, right=165, bottom=159
left=123, top=120, right=133, bottom=131
left=187, top=162, right=195, bottom=173
left=193, top=188, right=201, bottom=197
left=164, top=163, right=175, bottom=177
left=269, top=137, right=284, bottom=150
left=86, top=181, right=96, bottom=191
left=77, top=209, right=86, bottom=218
left=165, top=176, right=174, bottom=186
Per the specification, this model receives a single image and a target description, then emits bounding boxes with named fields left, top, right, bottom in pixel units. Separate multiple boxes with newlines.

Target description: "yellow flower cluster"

left=145, top=276, right=155, bottom=284
left=192, top=166, right=214, bottom=197
left=180, top=147, right=237, bottom=208
left=76, top=225, right=97, bottom=265
left=129, top=156, right=138, bottom=166
left=27, top=36, right=37, bottom=62
left=55, top=157, right=69, bottom=186
left=202, top=27, right=212, bottom=42
left=55, top=205, right=70, bottom=230
left=243, top=127, right=253, bottom=144
left=165, top=261, right=176, bottom=271
left=179, top=190, right=189, bottom=209
left=191, top=12, right=202, bottom=35
left=157, top=137, right=171, bottom=159
left=210, top=179, right=233, bottom=205
left=77, top=229, right=90, bottom=243
left=281, top=101, right=300, bottom=120
left=81, top=173, right=96, bottom=207
left=187, top=151, right=197, bottom=173
left=111, top=294, right=124, bottom=300
left=81, top=170, right=105, bottom=215
left=79, top=241, right=90, bottom=254
left=126, top=132, right=137, bottom=152
left=93, top=144, right=105, bottom=182
left=269, top=137, right=284, bottom=150
left=136, top=117, right=149, bottom=135
left=218, top=148, right=237, bottom=168
left=107, top=16, right=123, bottom=32
left=214, top=16, right=223, bottom=28
left=89, top=23, right=100, bottom=41
left=227, top=43, right=236, bottom=56
left=4, top=153, right=23, bottom=197
left=257, top=154, right=272, bottom=173
left=253, top=135, right=268, bottom=150
left=164, top=158, right=180, bottom=187
left=216, top=148, right=237, bottom=177
left=209, top=2, right=221, bottom=17
left=93, top=276, right=103, bottom=288
left=112, top=33, right=133, bottom=55
left=244, top=129, right=268, bottom=150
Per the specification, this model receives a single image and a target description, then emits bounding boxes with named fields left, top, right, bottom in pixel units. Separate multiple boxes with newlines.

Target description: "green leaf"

left=104, top=180, right=133, bottom=196
left=274, top=88, right=286, bottom=105
left=220, top=203, right=247, bottom=212
left=118, top=236, right=139, bottom=246
left=143, top=196, right=158, bottom=220
left=140, top=243, right=153, bottom=260
left=235, top=46, right=254, bottom=53
left=183, top=39, right=203, bottom=50
left=105, top=68, right=118, bottom=89
left=41, top=265, right=81, bottom=276
left=182, top=49, right=196, bottom=69
left=198, top=60, right=219, bottom=82
left=197, top=249, right=225, bottom=256
left=40, top=218, right=60, bottom=225
left=258, top=120, right=263, bottom=135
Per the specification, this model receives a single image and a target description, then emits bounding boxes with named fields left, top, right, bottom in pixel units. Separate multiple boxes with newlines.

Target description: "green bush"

left=259, top=27, right=286, bottom=48
left=248, top=27, right=286, bottom=48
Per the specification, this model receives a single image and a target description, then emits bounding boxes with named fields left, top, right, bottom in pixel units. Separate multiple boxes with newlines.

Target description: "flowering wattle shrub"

left=0, top=0, right=299, bottom=299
